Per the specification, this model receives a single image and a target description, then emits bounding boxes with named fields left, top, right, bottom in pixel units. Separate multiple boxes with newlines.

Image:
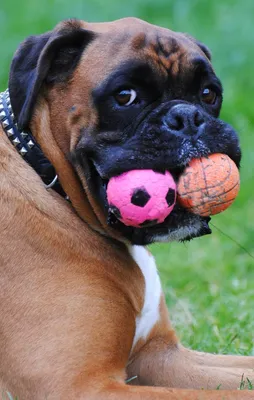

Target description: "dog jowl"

left=9, top=17, right=241, bottom=245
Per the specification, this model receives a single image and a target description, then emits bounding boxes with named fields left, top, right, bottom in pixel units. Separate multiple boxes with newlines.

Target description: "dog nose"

left=164, top=104, right=205, bottom=138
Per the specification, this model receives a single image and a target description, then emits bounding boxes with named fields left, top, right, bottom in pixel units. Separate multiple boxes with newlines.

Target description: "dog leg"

left=128, top=249, right=254, bottom=391
left=89, top=384, right=251, bottom=400
left=127, top=325, right=254, bottom=390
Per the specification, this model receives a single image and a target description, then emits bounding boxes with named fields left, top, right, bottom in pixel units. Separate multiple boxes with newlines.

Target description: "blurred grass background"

left=0, top=0, right=253, bottom=355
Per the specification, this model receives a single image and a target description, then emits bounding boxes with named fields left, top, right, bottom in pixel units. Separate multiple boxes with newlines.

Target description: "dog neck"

left=0, top=89, right=66, bottom=198
left=0, top=89, right=125, bottom=241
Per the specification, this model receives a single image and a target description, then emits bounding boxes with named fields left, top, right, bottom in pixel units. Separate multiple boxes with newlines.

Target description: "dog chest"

left=129, top=245, right=162, bottom=351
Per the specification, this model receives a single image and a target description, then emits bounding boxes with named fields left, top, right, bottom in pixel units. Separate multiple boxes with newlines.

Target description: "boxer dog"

left=0, top=17, right=253, bottom=399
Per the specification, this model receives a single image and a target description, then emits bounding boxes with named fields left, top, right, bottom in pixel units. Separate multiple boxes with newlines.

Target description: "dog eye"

left=201, top=87, right=217, bottom=105
left=114, top=89, right=137, bottom=106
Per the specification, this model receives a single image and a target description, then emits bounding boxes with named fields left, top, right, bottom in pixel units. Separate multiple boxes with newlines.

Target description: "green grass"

left=239, top=375, right=254, bottom=390
left=1, top=0, right=253, bottom=356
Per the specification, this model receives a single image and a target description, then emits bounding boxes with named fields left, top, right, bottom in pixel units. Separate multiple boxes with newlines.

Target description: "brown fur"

left=0, top=17, right=253, bottom=399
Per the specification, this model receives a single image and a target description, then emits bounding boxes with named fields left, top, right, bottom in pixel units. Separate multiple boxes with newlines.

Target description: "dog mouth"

left=74, top=102, right=240, bottom=246
left=107, top=202, right=212, bottom=245
left=89, top=160, right=212, bottom=245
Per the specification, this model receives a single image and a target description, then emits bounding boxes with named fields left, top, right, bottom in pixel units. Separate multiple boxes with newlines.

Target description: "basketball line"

left=180, top=180, right=239, bottom=199
left=182, top=157, right=235, bottom=195
left=185, top=197, right=236, bottom=213
left=201, top=157, right=210, bottom=198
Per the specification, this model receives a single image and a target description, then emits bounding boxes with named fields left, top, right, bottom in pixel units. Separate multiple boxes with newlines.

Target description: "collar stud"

left=0, top=89, right=66, bottom=198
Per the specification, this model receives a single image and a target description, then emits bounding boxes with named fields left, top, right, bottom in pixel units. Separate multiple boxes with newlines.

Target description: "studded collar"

left=0, top=89, right=66, bottom=197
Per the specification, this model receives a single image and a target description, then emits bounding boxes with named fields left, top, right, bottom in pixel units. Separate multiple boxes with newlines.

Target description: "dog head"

left=9, top=18, right=241, bottom=245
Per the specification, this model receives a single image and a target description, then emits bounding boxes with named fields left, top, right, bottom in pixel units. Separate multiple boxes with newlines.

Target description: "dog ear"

left=184, top=34, right=212, bottom=61
left=195, top=40, right=211, bottom=61
left=9, top=19, right=95, bottom=130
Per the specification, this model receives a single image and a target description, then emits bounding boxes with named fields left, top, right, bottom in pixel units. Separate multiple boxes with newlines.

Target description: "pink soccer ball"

left=107, top=169, right=176, bottom=228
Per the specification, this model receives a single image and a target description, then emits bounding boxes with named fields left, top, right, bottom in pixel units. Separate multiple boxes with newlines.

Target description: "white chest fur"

left=129, top=245, right=162, bottom=351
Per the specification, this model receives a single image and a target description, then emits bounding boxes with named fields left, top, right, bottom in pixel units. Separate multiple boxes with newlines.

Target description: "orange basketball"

left=177, top=153, right=240, bottom=216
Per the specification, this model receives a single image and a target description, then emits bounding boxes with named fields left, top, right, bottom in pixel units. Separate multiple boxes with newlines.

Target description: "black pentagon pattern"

left=166, top=188, right=175, bottom=206
left=131, top=187, right=151, bottom=207
left=139, top=219, right=159, bottom=228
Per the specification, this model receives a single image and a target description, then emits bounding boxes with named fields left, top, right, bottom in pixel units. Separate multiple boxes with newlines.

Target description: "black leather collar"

left=0, top=89, right=66, bottom=197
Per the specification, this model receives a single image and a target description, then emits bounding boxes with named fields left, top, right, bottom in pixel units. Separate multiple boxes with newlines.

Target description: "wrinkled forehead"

left=76, top=17, right=210, bottom=85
